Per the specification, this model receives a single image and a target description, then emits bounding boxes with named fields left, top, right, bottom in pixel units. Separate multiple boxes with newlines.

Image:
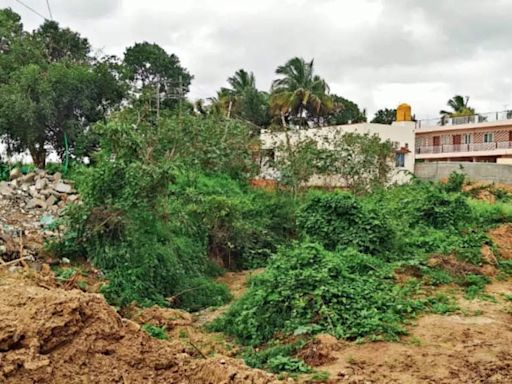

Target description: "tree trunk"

left=29, top=145, right=46, bottom=169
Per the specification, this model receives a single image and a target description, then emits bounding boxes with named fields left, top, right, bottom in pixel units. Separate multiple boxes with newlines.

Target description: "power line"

left=13, top=0, right=48, bottom=20
left=45, top=0, right=53, bottom=20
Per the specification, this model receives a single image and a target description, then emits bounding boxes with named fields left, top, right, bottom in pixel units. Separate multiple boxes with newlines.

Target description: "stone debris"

left=0, top=168, right=79, bottom=263
left=0, top=168, right=78, bottom=214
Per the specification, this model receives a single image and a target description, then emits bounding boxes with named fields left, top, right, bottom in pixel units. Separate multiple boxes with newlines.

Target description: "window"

left=463, top=133, right=472, bottom=144
left=395, top=152, right=405, bottom=168
left=441, top=135, right=450, bottom=145
left=484, top=133, right=493, bottom=143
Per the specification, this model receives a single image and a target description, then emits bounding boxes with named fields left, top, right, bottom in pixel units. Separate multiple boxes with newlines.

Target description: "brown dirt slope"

left=0, top=274, right=280, bottom=384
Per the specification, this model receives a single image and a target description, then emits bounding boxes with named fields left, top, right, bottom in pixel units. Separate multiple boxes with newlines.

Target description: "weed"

left=463, top=275, right=490, bottom=300
left=242, top=340, right=310, bottom=374
left=141, top=324, right=168, bottom=340
left=309, top=371, right=330, bottom=382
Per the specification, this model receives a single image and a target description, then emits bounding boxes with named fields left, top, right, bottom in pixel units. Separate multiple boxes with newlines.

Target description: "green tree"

left=329, top=132, right=395, bottom=194
left=274, top=136, right=322, bottom=196
left=270, top=57, right=333, bottom=127
left=371, top=108, right=396, bottom=124
left=123, top=42, right=192, bottom=115
left=440, top=95, right=475, bottom=119
left=0, top=12, right=124, bottom=167
left=212, top=69, right=271, bottom=131
left=327, top=95, right=367, bottom=125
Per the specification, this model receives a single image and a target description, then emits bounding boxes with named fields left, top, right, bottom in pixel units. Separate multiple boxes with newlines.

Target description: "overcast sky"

left=2, top=0, right=512, bottom=120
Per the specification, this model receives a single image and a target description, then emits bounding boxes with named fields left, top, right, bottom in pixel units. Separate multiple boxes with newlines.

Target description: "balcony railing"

left=416, top=111, right=512, bottom=129
left=416, top=141, right=512, bottom=155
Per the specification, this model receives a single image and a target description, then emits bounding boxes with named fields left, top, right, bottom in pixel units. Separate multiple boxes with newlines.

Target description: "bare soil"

left=0, top=272, right=281, bottom=384
left=305, top=279, right=512, bottom=383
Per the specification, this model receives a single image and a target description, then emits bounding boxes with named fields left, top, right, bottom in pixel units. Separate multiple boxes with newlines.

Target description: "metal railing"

left=416, top=141, right=512, bottom=154
left=416, top=111, right=512, bottom=129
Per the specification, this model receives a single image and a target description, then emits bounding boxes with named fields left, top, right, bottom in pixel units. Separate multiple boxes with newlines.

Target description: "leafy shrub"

left=54, top=114, right=259, bottom=310
left=212, top=242, right=422, bottom=345
left=297, top=191, right=394, bottom=255
left=169, top=171, right=294, bottom=269
left=443, top=170, right=466, bottom=193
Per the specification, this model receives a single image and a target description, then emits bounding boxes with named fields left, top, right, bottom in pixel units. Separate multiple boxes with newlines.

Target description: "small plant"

left=141, top=324, right=169, bottom=340
left=242, top=340, right=310, bottom=374
left=463, top=275, right=490, bottom=300
left=309, top=371, right=330, bottom=382
left=54, top=267, right=80, bottom=282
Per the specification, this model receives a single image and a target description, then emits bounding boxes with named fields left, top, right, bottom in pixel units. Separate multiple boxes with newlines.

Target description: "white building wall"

left=259, top=121, right=416, bottom=185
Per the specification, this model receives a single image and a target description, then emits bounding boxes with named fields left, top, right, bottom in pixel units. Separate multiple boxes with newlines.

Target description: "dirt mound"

left=489, top=224, right=512, bottom=260
left=0, top=274, right=281, bottom=384
left=297, top=334, right=339, bottom=367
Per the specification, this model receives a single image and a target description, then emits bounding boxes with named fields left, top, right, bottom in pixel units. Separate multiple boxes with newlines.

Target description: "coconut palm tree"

left=224, top=69, right=256, bottom=94
left=270, top=57, right=333, bottom=127
left=440, top=95, right=475, bottom=118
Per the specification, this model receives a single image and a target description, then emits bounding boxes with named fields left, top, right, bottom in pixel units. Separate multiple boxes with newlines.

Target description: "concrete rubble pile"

left=0, top=168, right=79, bottom=212
left=0, top=168, right=79, bottom=265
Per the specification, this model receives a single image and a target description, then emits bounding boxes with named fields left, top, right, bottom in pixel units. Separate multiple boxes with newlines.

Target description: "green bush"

left=443, top=170, right=466, bottom=193
left=297, top=191, right=394, bottom=255
left=211, top=242, right=422, bottom=345
left=54, top=114, right=259, bottom=310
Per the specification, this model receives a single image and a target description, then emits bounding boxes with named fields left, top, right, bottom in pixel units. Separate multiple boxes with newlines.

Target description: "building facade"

left=259, top=120, right=416, bottom=186
left=415, top=111, right=512, bottom=164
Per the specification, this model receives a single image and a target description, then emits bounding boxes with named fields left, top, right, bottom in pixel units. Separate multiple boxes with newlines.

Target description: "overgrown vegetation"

left=53, top=112, right=293, bottom=310
left=213, top=176, right=512, bottom=351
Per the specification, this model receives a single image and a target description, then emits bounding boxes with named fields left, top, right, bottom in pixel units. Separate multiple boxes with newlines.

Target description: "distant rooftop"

left=416, top=110, right=512, bottom=129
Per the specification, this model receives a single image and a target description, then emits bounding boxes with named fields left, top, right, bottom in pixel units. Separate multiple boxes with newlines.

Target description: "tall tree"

left=123, top=42, right=192, bottom=114
left=0, top=10, right=125, bottom=167
left=440, top=95, right=474, bottom=118
left=213, top=69, right=270, bottom=130
left=371, top=108, right=396, bottom=124
left=327, top=95, right=367, bottom=125
left=270, top=57, right=333, bottom=127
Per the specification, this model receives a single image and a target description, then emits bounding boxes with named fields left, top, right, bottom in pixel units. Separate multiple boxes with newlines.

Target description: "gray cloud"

left=2, top=0, right=512, bottom=118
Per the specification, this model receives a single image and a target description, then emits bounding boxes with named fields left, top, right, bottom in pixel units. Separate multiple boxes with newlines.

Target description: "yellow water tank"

left=396, top=103, right=412, bottom=121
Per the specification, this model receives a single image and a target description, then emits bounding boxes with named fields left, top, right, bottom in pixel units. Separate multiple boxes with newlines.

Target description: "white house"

left=259, top=112, right=416, bottom=186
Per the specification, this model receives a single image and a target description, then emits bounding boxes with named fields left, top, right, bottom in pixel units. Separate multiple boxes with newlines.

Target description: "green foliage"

left=327, top=95, right=367, bottom=125
left=55, top=113, right=290, bottom=309
left=270, top=57, right=333, bottom=127
left=444, top=170, right=466, bottom=193
left=370, top=108, right=396, bottom=124
left=141, top=324, right=169, bottom=340
left=53, top=267, right=79, bottom=282
left=123, top=42, right=192, bottom=111
left=463, top=274, right=490, bottom=300
left=243, top=341, right=310, bottom=374
left=0, top=161, right=8, bottom=181
left=212, top=243, right=422, bottom=345
left=274, top=131, right=395, bottom=195
left=422, top=293, right=458, bottom=314
left=0, top=11, right=124, bottom=167
left=297, top=191, right=394, bottom=255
